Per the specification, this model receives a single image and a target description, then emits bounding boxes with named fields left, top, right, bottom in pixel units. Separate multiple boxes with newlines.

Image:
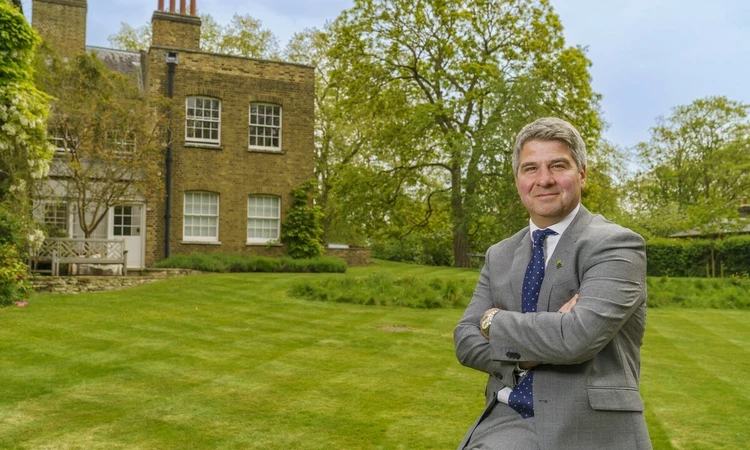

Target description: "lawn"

left=0, top=260, right=747, bottom=449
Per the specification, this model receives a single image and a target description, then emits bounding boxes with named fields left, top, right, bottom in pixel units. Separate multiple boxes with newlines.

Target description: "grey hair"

left=512, top=117, right=587, bottom=175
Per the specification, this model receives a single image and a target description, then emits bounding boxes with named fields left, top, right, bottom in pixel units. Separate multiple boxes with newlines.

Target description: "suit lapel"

left=510, top=229, right=532, bottom=311
left=537, top=207, right=593, bottom=312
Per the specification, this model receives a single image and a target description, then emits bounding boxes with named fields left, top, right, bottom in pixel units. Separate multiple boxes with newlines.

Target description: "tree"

left=0, top=0, right=51, bottom=304
left=34, top=48, right=169, bottom=238
left=107, top=22, right=151, bottom=52
left=281, top=180, right=324, bottom=259
left=326, top=0, right=602, bottom=266
left=629, top=96, right=750, bottom=237
left=108, top=13, right=280, bottom=59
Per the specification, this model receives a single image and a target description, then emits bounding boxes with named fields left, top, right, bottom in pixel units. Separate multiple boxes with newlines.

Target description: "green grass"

left=0, top=260, right=747, bottom=449
left=646, top=275, right=750, bottom=308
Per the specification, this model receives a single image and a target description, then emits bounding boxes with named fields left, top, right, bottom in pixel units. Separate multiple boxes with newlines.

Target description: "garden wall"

left=31, top=269, right=201, bottom=294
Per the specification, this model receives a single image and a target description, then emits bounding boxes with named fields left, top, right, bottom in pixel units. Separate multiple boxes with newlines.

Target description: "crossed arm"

left=454, top=230, right=646, bottom=386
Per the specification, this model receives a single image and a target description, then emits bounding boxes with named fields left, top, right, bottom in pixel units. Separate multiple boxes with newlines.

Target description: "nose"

left=535, top=167, right=556, bottom=187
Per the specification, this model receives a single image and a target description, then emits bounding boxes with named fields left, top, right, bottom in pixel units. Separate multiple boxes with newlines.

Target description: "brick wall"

left=325, top=248, right=372, bottom=267
left=144, top=47, right=315, bottom=265
left=31, top=0, right=87, bottom=60
left=151, top=11, right=201, bottom=51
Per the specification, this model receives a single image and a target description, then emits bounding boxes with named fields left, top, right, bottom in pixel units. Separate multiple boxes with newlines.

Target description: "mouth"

left=534, top=192, right=559, bottom=199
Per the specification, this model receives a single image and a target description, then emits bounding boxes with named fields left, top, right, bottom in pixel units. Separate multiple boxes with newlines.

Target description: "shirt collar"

left=529, top=203, right=581, bottom=239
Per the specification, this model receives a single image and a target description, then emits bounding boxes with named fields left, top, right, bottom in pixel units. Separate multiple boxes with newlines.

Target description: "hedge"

left=154, top=253, right=347, bottom=273
left=646, top=236, right=750, bottom=277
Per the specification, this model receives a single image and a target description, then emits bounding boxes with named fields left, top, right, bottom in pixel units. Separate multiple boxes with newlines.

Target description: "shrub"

left=281, top=181, right=324, bottom=259
left=716, top=236, right=750, bottom=277
left=371, top=231, right=453, bottom=267
left=154, top=253, right=347, bottom=273
left=645, top=276, right=749, bottom=309
left=646, top=237, right=750, bottom=277
left=0, top=206, right=32, bottom=306
left=289, top=273, right=476, bottom=309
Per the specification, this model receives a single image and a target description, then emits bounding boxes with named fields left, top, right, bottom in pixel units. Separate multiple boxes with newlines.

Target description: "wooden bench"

left=29, top=238, right=128, bottom=276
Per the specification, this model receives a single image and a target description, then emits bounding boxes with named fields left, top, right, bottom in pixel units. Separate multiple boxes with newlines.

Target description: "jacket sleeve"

left=454, top=248, right=519, bottom=388
left=489, top=229, right=646, bottom=365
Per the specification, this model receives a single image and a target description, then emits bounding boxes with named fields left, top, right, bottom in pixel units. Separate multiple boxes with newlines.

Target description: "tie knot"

left=532, top=228, right=557, bottom=246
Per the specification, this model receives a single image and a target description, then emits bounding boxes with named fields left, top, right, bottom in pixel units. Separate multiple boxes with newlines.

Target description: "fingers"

left=558, top=294, right=578, bottom=313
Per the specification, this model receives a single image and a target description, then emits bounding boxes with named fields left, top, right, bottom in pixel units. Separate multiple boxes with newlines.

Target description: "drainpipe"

left=164, top=52, right=178, bottom=259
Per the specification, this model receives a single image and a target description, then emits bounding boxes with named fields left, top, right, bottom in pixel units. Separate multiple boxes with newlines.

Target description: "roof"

left=86, top=46, right=144, bottom=90
left=670, top=222, right=750, bottom=238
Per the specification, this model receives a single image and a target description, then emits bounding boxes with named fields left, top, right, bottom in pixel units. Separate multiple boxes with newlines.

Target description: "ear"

left=580, top=165, right=587, bottom=188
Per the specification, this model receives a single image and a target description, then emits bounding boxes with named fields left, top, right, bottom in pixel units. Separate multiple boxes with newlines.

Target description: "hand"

left=480, top=308, right=501, bottom=339
left=558, top=294, right=578, bottom=313
left=519, top=361, right=540, bottom=370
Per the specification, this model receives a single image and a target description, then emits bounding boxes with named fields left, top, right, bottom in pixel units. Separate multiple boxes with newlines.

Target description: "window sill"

left=248, top=147, right=284, bottom=154
left=246, top=242, right=283, bottom=247
left=181, top=240, right=222, bottom=245
left=184, top=142, right=223, bottom=150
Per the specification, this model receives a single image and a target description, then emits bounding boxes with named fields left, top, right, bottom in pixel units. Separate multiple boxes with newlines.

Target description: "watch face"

left=481, top=315, right=492, bottom=330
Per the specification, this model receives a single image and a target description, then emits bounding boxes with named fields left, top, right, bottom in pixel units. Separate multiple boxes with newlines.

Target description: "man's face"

left=515, top=139, right=586, bottom=228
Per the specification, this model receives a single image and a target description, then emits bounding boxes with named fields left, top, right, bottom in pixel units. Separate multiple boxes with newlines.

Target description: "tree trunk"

left=452, top=221, right=471, bottom=267
left=450, top=163, right=471, bottom=268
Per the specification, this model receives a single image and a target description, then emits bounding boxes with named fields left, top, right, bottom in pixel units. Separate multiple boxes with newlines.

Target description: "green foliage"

left=716, top=235, right=750, bottom=277
left=629, top=96, right=750, bottom=237
left=646, top=276, right=749, bottom=309
left=153, top=252, right=346, bottom=273
left=289, top=273, right=475, bottom=309
left=0, top=0, right=49, bottom=305
left=321, top=0, right=603, bottom=266
left=0, top=207, right=32, bottom=306
left=0, top=0, right=53, bottom=207
left=0, top=0, right=37, bottom=80
left=33, top=48, right=169, bottom=238
left=281, top=181, right=325, bottom=259
left=646, top=237, right=750, bottom=277
left=371, top=230, right=453, bottom=266
left=108, top=13, right=280, bottom=59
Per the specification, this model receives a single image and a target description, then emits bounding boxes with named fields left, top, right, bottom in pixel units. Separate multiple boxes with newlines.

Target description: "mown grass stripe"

left=1, top=263, right=748, bottom=449
left=643, top=314, right=749, bottom=449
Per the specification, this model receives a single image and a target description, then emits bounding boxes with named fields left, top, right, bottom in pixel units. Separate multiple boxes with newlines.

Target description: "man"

left=454, top=117, right=650, bottom=449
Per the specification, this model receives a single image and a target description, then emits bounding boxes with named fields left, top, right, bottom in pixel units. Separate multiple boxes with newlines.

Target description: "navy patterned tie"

left=508, top=228, right=557, bottom=418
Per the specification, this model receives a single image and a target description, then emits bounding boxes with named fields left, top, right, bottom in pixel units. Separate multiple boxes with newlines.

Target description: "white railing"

left=29, top=238, right=128, bottom=276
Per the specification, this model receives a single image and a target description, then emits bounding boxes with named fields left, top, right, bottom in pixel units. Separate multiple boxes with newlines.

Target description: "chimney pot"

left=180, top=0, right=185, bottom=14
left=158, top=0, right=164, bottom=11
left=190, top=0, right=196, bottom=16
left=169, top=0, right=175, bottom=13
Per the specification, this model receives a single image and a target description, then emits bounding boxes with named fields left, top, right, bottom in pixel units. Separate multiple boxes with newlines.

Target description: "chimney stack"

left=152, top=0, right=202, bottom=50
left=157, top=0, right=197, bottom=15
left=31, top=0, right=88, bottom=60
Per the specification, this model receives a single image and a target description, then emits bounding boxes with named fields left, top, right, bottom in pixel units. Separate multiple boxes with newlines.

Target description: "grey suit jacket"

left=454, top=206, right=651, bottom=449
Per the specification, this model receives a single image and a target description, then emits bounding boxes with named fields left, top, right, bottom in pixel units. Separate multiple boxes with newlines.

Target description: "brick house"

left=31, top=0, right=315, bottom=268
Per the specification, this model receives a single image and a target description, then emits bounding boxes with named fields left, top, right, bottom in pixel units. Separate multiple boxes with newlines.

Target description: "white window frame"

left=107, top=131, right=137, bottom=155
left=185, top=96, right=221, bottom=145
left=248, top=103, right=281, bottom=151
left=247, top=195, right=280, bottom=244
left=49, top=127, right=77, bottom=153
left=41, top=201, right=70, bottom=236
left=183, top=192, right=219, bottom=242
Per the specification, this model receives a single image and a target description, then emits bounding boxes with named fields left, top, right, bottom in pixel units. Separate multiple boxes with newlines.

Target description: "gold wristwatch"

left=481, top=309, right=500, bottom=338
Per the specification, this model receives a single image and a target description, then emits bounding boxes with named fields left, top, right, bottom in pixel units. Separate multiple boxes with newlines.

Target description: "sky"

left=21, top=0, right=750, bottom=151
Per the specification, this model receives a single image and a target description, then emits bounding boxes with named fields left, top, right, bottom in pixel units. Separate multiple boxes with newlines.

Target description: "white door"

left=112, top=205, right=144, bottom=268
